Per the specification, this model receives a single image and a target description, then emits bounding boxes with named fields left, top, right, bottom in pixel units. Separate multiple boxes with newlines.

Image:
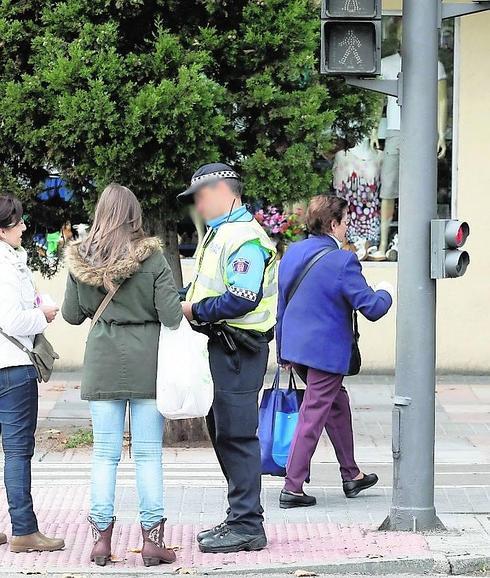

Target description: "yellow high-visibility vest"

left=188, top=219, right=278, bottom=332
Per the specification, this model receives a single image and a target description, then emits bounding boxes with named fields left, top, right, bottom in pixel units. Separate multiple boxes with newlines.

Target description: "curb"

left=1, top=552, right=490, bottom=576
left=2, top=553, right=489, bottom=576
left=447, top=553, right=490, bottom=575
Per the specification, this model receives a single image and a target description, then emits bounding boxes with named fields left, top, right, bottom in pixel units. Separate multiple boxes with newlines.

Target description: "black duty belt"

left=209, top=323, right=273, bottom=354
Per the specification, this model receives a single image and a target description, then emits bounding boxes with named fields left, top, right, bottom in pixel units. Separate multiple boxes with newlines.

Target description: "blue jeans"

left=0, top=365, right=39, bottom=536
left=89, top=399, right=165, bottom=530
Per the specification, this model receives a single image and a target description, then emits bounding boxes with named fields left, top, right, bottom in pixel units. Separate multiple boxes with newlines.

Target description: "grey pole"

left=380, top=0, right=444, bottom=532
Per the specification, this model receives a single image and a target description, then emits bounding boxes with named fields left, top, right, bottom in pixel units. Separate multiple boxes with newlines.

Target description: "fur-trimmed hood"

left=64, top=237, right=162, bottom=287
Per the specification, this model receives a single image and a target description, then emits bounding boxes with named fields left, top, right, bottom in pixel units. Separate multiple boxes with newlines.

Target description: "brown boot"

left=0, top=533, right=6, bottom=546
left=88, top=516, right=115, bottom=566
left=10, top=531, right=64, bottom=553
left=141, top=519, right=176, bottom=567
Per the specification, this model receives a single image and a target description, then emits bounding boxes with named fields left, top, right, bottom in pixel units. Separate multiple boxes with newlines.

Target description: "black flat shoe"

left=197, top=521, right=227, bottom=543
left=198, top=526, right=267, bottom=554
left=343, top=473, right=379, bottom=498
left=279, top=489, right=317, bottom=509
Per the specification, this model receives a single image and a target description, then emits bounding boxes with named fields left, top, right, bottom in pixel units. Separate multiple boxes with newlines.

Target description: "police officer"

left=179, top=163, right=277, bottom=554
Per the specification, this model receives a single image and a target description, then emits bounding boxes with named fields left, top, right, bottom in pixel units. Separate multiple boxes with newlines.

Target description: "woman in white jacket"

left=0, top=195, right=64, bottom=553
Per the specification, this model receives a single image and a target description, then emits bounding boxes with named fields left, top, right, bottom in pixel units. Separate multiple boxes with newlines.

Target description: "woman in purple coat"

left=276, top=195, right=393, bottom=508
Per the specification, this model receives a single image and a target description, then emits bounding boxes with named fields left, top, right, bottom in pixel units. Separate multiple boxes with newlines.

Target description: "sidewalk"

left=1, top=373, right=490, bottom=575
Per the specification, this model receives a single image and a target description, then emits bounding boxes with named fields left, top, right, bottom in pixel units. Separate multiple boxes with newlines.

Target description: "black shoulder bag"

left=286, top=246, right=361, bottom=380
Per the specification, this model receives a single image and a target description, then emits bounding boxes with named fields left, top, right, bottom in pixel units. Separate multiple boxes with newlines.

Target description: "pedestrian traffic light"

left=320, top=0, right=382, bottom=76
left=430, top=219, right=470, bottom=279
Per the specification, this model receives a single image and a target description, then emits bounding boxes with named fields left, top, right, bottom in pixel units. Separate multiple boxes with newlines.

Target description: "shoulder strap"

left=90, top=284, right=121, bottom=332
left=353, top=310, right=360, bottom=339
left=0, top=327, right=32, bottom=355
left=286, top=246, right=337, bottom=304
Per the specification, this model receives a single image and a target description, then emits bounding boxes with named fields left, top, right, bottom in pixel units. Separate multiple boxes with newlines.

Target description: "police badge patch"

left=232, top=258, right=250, bottom=274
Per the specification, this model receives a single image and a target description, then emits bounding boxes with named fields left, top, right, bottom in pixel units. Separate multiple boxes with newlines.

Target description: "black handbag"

left=286, top=245, right=361, bottom=379
left=348, top=311, right=361, bottom=376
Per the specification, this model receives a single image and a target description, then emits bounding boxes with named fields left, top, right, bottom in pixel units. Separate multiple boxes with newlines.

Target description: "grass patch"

left=64, top=428, right=93, bottom=448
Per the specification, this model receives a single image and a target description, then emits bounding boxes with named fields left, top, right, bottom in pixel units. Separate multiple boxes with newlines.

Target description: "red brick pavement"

left=0, top=487, right=429, bottom=572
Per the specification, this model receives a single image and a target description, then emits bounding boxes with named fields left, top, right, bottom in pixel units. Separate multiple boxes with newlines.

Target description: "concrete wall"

left=35, top=7, right=490, bottom=373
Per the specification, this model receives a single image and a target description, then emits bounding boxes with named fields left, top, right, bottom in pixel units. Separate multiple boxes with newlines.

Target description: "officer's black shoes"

left=198, top=526, right=267, bottom=554
left=197, top=521, right=227, bottom=543
left=343, top=473, right=379, bottom=498
left=279, top=489, right=317, bottom=509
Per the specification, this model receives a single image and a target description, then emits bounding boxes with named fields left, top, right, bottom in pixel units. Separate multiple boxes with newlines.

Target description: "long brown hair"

left=80, top=183, right=146, bottom=289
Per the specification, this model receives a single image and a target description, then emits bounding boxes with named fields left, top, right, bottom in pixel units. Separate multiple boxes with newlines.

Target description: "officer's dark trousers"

left=206, top=337, right=269, bottom=535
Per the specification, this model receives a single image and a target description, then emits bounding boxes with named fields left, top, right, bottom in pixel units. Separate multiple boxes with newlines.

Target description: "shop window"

left=333, top=15, right=455, bottom=262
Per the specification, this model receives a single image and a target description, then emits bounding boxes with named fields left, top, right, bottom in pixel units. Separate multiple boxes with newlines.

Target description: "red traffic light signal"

left=431, top=219, right=471, bottom=279
left=444, top=221, right=470, bottom=248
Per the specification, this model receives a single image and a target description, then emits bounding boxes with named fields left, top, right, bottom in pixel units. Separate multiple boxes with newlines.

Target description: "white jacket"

left=0, top=241, right=48, bottom=369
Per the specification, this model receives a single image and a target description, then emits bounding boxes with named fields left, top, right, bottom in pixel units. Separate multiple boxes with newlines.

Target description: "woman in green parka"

left=62, top=184, right=183, bottom=568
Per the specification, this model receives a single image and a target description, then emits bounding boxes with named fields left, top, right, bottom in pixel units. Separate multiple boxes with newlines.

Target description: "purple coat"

left=276, top=235, right=392, bottom=375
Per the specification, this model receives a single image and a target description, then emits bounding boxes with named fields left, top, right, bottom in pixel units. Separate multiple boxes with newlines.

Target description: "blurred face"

left=194, top=180, right=239, bottom=222
left=331, top=210, right=349, bottom=244
left=0, top=218, right=26, bottom=249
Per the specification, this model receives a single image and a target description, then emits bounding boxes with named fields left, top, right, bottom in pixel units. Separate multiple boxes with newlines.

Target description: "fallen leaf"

left=176, top=568, right=197, bottom=575
left=293, top=571, right=318, bottom=577
left=49, top=384, right=66, bottom=391
left=128, top=547, right=141, bottom=553
left=110, top=555, right=124, bottom=562
left=169, top=544, right=181, bottom=551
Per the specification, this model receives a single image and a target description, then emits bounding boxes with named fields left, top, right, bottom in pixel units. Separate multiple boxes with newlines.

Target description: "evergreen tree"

left=0, top=0, right=377, bottom=282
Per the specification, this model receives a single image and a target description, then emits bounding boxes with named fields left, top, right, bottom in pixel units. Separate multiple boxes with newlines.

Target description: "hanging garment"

left=333, top=147, right=383, bottom=245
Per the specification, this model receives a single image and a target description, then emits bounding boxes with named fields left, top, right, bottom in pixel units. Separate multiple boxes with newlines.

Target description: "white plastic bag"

left=156, top=320, right=213, bottom=420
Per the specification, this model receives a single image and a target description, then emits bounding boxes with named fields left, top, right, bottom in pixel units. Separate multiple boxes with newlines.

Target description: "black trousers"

left=206, top=337, right=269, bottom=535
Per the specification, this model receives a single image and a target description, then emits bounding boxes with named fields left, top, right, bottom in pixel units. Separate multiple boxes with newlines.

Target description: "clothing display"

left=380, top=130, right=401, bottom=200
left=333, top=143, right=383, bottom=245
left=379, top=53, right=447, bottom=202
left=381, top=53, right=447, bottom=131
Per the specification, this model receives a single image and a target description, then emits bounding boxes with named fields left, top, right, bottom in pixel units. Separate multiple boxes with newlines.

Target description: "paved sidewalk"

left=1, top=373, right=490, bottom=575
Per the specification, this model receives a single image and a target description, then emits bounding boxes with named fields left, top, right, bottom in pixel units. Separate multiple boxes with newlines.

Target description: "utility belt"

left=208, top=323, right=273, bottom=355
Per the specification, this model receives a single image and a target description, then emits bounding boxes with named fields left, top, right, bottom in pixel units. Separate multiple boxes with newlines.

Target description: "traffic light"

left=320, top=0, right=382, bottom=76
left=430, top=219, right=470, bottom=279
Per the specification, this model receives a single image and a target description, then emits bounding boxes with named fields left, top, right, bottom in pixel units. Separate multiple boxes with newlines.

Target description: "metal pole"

left=381, top=0, right=444, bottom=532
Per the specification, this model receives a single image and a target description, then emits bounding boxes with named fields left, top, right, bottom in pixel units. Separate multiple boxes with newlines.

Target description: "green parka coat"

left=62, top=237, right=183, bottom=400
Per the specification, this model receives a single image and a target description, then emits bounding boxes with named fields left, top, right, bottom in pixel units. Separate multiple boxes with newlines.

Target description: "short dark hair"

left=306, top=195, right=348, bottom=236
left=225, top=178, right=243, bottom=197
left=0, top=195, right=23, bottom=229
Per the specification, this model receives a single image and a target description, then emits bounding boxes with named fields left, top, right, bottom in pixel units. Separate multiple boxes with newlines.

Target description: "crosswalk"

left=4, top=461, right=490, bottom=490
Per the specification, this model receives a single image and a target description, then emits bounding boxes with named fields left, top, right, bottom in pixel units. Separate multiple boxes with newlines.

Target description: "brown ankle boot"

left=141, top=519, right=176, bottom=566
left=88, top=516, right=115, bottom=566
left=10, top=531, right=64, bottom=553
left=0, top=533, right=6, bottom=546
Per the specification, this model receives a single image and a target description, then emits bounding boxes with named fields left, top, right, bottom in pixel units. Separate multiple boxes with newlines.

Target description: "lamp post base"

left=379, top=508, right=446, bottom=532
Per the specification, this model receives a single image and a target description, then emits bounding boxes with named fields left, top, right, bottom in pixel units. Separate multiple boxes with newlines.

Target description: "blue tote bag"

left=258, top=368, right=304, bottom=477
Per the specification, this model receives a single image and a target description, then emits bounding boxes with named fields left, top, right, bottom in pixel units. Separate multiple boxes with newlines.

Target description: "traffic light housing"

left=320, top=0, right=382, bottom=76
left=430, top=219, right=470, bottom=279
